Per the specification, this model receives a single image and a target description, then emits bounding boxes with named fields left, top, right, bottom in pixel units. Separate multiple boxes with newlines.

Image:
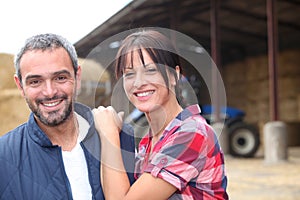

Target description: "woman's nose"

left=133, top=71, right=146, bottom=88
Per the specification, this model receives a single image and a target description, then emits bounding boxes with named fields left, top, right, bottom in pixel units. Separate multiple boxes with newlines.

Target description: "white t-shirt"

left=62, top=113, right=92, bottom=200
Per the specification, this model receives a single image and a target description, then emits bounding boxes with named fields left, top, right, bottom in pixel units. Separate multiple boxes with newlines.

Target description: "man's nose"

left=42, top=81, right=57, bottom=97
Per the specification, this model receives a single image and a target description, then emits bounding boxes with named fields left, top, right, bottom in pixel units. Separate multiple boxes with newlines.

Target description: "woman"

left=93, top=29, right=228, bottom=199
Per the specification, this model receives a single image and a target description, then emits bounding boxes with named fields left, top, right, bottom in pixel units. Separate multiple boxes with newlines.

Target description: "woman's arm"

left=93, top=106, right=177, bottom=200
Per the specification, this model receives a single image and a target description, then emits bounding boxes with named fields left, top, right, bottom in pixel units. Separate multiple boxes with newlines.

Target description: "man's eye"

left=28, top=80, right=41, bottom=86
left=56, top=76, right=67, bottom=82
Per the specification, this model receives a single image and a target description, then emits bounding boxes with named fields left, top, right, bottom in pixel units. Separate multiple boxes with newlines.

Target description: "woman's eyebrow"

left=124, top=63, right=155, bottom=70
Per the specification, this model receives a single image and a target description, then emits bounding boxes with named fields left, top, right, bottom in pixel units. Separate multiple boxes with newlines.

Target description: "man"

left=0, top=33, right=135, bottom=199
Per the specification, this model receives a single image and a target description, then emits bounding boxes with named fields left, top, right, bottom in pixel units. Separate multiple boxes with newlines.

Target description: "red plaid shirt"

left=135, top=104, right=228, bottom=199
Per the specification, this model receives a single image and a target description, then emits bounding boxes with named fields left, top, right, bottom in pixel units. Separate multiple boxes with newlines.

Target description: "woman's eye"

left=145, top=67, right=157, bottom=74
left=123, top=72, right=135, bottom=78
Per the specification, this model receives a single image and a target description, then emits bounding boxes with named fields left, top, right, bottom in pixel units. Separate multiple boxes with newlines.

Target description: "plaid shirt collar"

left=164, top=104, right=201, bottom=132
left=143, top=104, right=202, bottom=145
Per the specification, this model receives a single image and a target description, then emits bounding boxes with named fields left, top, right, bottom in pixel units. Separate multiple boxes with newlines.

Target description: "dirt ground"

left=225, top=147, right=300, bottom=200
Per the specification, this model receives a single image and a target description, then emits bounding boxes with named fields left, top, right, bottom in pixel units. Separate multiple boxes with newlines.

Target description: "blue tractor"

left=126, top=105, right=260, bottom=158
left=201, top=105, right=260, bottom=157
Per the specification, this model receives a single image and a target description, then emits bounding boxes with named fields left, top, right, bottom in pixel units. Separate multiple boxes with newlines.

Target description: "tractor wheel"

left=228, top=122, right=260, bottom=157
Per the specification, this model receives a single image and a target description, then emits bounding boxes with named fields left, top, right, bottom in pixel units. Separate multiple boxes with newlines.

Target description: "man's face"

left=14, top=47, right=81, bottom=126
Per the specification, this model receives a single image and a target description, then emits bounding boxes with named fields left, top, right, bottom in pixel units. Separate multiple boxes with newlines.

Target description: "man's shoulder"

left=0, top=123, right=27, bottom=142
left=0, top=124, right=27, bottom=151
left=75, top=102, right=92, bottom=113
left=0, top=124, right=28, bottom=172
left=75, top=102, right=94, bottom=123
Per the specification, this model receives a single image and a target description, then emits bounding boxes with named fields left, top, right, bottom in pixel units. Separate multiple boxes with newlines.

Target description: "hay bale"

left=0, top=53, right=29, bottom=136
left=223, top=60, right=247, bottom=84
left=285, top=121, right=300, bottom=146
left=279, top=98, right=299, bottom=121
left=0, top=89, right=30, bottom=136
left=246, top=80, right=269, bottom=102
left=246, top=55, right=268, bottom=81
left=78, top=58, right=110, bottom=82
left=223, top=60, right=248, bottom=112
left=298, top=94, right=300, bottom=120
left=225, top=83, right=247, bottom=108
left=77, top=58, right=111, bottom=108
left=0, top=53, right=15, bottom=90
left=279, top=76, right=300, bottom=99
left=279, top=50, right=300, bottom=77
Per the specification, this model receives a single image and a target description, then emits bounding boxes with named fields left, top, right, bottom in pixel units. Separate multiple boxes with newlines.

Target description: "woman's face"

left=122, top=50, right=176, bottom=113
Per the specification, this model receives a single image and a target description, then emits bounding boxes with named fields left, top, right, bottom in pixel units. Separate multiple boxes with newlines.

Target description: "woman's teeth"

left=136, top=91, right=154, bottom=97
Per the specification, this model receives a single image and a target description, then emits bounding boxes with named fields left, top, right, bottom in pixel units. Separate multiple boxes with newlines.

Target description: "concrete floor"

left=225, top=147, right=300, bottom=200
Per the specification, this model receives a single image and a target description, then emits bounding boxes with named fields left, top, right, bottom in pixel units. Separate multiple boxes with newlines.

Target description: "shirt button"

left=160, top=158, right=168, bottom=164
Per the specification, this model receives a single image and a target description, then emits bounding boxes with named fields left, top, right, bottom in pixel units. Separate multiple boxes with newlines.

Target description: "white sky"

left=0, top=0, right=131, bottom=55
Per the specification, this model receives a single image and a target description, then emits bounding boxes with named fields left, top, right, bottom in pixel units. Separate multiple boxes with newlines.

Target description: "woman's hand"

left=92, top=106, right=124, bottom=146
left=93, top=106, right=130, bottom=198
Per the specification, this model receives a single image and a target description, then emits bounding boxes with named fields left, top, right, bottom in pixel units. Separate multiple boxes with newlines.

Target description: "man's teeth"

left=43, top=101, right=60, bottom=107
left=136, top=91, right=154, bottom=97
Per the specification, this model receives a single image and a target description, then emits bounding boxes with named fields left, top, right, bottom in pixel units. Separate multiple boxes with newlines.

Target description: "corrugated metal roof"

left=75, top=0, right=300, bottom=65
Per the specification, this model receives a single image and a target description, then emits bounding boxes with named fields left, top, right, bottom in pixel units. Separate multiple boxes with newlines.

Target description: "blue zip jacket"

left=0, top=103, right=135, bottom=200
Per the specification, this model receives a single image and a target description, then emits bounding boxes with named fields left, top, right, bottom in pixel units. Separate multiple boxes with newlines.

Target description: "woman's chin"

left=135, top=104, right=162, bottom=114
left=136, top=107, right=151, bottom=113
left=134, top=104, right=152, bottom=113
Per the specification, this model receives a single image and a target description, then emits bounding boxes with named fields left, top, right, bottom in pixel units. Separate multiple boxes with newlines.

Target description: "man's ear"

left=76, top=65, right=82, bottom=90
left=14, top=74, right=25, bottom=97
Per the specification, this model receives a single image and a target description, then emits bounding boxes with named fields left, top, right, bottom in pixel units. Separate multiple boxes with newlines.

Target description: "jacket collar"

left=27, top=103, right=95, bottom=148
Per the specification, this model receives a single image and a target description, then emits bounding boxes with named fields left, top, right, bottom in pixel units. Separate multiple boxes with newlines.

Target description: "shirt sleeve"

left=143, top=118, right=210, bottom=191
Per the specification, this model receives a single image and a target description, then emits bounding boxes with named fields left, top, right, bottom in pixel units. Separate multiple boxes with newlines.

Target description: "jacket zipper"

left=80, top=142, right=96, bottom=200
left=57, top=147, right=73, bottom=200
